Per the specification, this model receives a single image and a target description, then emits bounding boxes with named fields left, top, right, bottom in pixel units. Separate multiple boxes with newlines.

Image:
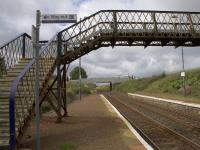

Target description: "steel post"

left=63, top=64, right=68, bottom=117
left=22, top=34, right=26, bottom=58
left=9, top=96, right=15, bottom=150
left=57, top=32, right=62, bottom=122
left=113, top=11, right=117, bottom=33
left=79, top=57, right=82, bottom=100
left=35, top=10, right=41, bottom=150
left=181, top=47, right=186, bottom=96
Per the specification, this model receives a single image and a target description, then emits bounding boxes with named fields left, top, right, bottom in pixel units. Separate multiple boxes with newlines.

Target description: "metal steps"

left=0, top=57, right=56, bottom=148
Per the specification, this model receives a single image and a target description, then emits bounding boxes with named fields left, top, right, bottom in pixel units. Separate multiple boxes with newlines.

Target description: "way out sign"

left=41, top=14, right=77, bottom=23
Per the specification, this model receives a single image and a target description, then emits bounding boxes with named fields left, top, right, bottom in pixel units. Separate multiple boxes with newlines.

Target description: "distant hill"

left=113, top=68, right=200, bottom=100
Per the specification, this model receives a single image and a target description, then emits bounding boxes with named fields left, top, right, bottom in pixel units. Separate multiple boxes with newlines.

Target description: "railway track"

left=103, top=92, right=200, bottom=150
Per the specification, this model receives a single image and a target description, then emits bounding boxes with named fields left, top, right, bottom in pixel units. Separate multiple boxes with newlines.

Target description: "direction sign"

left=41, top=14, right=77, bottom=23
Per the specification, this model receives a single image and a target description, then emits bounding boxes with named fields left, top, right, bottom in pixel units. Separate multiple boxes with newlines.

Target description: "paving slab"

left=19, top=94, right=146, bottom=150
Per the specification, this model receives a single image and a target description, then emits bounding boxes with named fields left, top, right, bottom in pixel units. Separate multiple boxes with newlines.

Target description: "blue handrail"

left=9, top=58, right=35, bottom=150
left=9, top=33, right=58, bottom=150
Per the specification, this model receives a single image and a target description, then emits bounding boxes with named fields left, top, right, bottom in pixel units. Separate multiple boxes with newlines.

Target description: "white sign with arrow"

left=41, top=14, right=77, bottom=23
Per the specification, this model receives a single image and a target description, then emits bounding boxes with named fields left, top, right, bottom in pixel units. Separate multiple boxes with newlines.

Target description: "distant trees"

left=70, top=66, right=87, bottom=80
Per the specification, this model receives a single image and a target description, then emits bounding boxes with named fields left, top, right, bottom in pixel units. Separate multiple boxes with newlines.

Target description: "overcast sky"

left=1, top=0, right=200, bottom=78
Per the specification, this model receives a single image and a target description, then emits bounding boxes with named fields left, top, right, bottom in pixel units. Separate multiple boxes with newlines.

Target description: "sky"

left=1, top=0, right=200, bottom=78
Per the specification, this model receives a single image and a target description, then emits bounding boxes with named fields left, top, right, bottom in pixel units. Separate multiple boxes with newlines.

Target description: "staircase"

left=0, top=58, right=55, bottom=149
left=0, top=59, right=31, bottom=148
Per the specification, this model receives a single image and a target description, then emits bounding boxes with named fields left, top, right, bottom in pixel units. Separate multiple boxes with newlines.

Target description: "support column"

left=187, top=14, right=195, bottom=37
left=56, top=32, right=62, bottom=122
left=63, top=64, right=68, bottom=117
left=152, top=13, right=158, bottom=33
left=22, top=34, right=26, bottom=58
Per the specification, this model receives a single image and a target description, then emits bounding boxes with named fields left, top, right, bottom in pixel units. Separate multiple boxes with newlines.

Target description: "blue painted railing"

left=9, top=33, right=58, bottom=150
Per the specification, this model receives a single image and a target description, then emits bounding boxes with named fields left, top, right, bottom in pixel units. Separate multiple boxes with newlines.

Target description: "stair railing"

left=0, top=33, right=33, bottom=76
left=9, top=34, right=58, bottom=150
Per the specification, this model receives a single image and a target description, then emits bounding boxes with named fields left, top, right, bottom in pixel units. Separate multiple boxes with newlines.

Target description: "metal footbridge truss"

left=1, top=10, right=200, bottom=150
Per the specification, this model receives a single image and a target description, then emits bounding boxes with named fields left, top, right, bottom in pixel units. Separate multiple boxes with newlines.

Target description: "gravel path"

left=19, top=94, right=145, bottom=150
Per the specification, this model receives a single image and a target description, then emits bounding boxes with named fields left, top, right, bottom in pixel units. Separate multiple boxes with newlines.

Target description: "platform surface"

left=20, top=94, right=146, bottom=150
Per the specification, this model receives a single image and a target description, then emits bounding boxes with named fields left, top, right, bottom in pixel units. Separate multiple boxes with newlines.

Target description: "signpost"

left=33, top=10, right=77, bottom=150
left=33, top=10, right=41, bottom=150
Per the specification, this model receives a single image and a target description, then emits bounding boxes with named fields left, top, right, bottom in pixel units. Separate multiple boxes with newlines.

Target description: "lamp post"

left=79, top=57, right=82, bottom=100
left=35, top=10, right=41, bottom=150
left=171, top=15, right=186, bottom=96
left=181, top=47, right=186, bottom=96
left=79, top=17, right=82, bottom=101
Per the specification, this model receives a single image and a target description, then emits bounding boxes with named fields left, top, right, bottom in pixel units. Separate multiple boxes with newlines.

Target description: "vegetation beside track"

left=111, top=68, right=200, bottom=103
left=67, top=81, right=95, bottom=98
left=41, top=80, right=96, bottom=113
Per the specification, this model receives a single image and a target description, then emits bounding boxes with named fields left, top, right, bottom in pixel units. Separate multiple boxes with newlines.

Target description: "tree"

left=70, top=66, right=87, bottom=80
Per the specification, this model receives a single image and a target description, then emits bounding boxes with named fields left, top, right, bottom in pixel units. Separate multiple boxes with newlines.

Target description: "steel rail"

left=125, top=95, right=200, bottom=130
left=104, top=93, right=200, bottom=150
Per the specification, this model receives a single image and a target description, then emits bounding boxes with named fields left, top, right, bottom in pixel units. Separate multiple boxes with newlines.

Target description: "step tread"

left=0, top=58, right=55, bottom=148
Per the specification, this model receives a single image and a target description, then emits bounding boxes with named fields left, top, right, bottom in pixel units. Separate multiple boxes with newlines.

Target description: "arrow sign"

left=41, top=14, right=77, bottom=23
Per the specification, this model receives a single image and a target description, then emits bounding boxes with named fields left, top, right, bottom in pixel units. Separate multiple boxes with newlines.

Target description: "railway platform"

left=19, top=94, right=147, bottom=150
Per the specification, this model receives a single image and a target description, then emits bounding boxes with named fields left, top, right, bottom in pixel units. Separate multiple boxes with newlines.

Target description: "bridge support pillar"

left=56, top=64, right=62, bottom=122
left=62, top=64, right=68, bottom=117
left=56, top=32, right=63, bottom=123
left=41, top=64, right=70, bottom=122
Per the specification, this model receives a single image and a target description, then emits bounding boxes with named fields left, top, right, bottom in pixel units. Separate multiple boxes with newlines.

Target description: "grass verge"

left=59, top=143, right=75, bottom=150
left=112, top=68, right=200, bottom=103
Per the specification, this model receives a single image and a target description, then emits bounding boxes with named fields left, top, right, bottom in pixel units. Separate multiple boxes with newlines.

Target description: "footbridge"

left=1, top=10, right=200, bottom=149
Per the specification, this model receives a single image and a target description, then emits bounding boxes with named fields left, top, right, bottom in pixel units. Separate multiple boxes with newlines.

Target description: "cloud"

left=1, top=0, right=200, bottom=78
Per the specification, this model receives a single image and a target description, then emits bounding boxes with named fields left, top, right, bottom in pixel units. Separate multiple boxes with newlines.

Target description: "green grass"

left=41, top=79, right=96, bottom=114
left=67, top=81, right=95, bottom=97
left=113, top=68, right=200, bottom=102
left=59, top=143, right=75, bottom=150
left=96, top=85, right=110, bottom=91
left=48, top=76, right=96, bottom=98
left=41, top=104, right=52, bottom=113
left=114, top=75, right=164, bottom=93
